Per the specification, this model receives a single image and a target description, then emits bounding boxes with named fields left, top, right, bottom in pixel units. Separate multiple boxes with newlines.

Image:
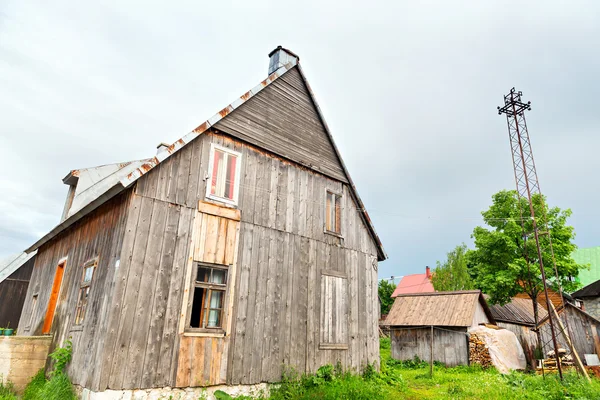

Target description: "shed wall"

left=497, top=322, right=538, bottom=368
left=391, top=327, right=469, bottom=367
left=0, top=256, right=34, bottom=327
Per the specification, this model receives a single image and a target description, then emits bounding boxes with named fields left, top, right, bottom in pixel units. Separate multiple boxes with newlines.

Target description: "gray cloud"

left=1, top=0, right=598, bottom=279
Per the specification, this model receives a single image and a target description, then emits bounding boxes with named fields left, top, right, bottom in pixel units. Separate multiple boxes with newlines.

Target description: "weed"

left=0, top=379, right=17, bottom=400
left=22, top=341, right=77, bottom=400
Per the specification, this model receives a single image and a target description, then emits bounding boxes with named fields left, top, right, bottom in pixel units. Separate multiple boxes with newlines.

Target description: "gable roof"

left=537, top=301, right=600, bottom=327
left=0, top=251, right=37, bottom=284
left=572, top=279, right=600, bottom=299
left=488, top=297, right=548, bottom=326
left=391, top=273, right=434, bottom=297
left=573, top=246, right=600, bottom=287
left=383, top=290, right=495, bottom=327
left=26, top=51, right=386, bottom=261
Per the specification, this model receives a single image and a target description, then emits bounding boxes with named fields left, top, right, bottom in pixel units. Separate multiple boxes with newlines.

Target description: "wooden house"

left=17, top=47, right=386, bottom=394
left=572, top=279, right=600, bottom=320
left=383, top=291, right=495, bottom=366
left=0, top=251, right=36, bottom=328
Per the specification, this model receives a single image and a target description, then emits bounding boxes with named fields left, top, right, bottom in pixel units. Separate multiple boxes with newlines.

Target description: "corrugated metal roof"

left=572, top=279, right=600, bottom=298
left=25, top=51, right=387, bottom=261
left=0, top=251, right=37, bottom=283
left=391, top=273, right=434, bottom=297
left=573, top=247, right=600, bottom=288
left=383, top=290, right=494, bottom=327
left=488, top=297, right=548, bottom=326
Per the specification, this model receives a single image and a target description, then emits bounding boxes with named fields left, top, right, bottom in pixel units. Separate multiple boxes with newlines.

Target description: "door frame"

left=42, top=257, right=67, bottom=334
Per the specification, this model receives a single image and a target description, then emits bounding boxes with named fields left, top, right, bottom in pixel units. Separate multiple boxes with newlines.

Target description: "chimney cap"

left=268, top=46, right=299, bottom=75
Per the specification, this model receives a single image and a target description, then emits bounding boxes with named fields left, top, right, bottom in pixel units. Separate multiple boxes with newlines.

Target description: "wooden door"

left=42, top=260, right=66, bottom=334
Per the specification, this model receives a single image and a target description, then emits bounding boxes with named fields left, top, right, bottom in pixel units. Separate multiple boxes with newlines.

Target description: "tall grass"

left=22, top=340, right=76, bottom=400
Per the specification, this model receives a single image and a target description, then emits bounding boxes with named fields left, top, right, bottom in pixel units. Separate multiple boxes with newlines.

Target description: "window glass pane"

left=196, top=266, right=212, bottom=283
left=190, top=287, right=206, bottom=328
left=326, top=193, right=332, bottom=231
left=223, top=154, right=237, bottom=200
left=211, top=269, right=227, bottom=285
left=83, top=266, right=94, bottom=283
left=207, top=309, right=221, bottom=327
left=211, top=150, right=224, bottom=197
left=206, top=290, right=224, bottom=327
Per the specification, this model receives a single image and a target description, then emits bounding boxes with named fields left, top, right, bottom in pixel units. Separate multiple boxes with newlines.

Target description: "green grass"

left=0, top=380, right=18, bottom=400
left=228, top=337, right=600, bottom=400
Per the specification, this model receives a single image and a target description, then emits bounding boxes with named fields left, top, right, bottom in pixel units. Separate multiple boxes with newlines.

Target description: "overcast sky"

left=1, top=1, right=599, bottom=279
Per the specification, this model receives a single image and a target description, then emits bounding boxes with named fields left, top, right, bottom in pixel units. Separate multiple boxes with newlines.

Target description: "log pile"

left=469, top=333, right=493, bottom=368
left=542, top=348, right=574, bottom=370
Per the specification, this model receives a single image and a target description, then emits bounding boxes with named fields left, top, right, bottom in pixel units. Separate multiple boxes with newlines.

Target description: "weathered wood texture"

left=539, top=305, right=600, bottom=362
left=391, top=327, right=469, bottom=367
left=175, top=209, right=240, bottom=387
left=18, top=192, right=132, bottom=390
left=0, top=256, right=34, bottom=327
left=213, top=67, right=347, bottom=183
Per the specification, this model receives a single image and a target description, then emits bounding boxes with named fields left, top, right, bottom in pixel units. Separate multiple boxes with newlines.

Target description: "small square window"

left=189, top=263, right=229, bottom=330
left=206, top=144, right=241, bottom=206
left=325, top=191, right=342, bottom=235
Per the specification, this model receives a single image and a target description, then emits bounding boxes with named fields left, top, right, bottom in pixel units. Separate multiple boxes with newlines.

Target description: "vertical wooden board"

left=284, top=167, right=296, bottom=233
left=252, top=152, right=266, bottom=226
left=280, top=233, right=294, bottom=367
left=185, top=136, right=203, bottom=207
left=142, top=163, right=160, bottom=200
left=224, top=219, right=238, bottom=266
left=267, top=159, right=279, bottom=228
left=314, top=241, right=325, bottom=368
left=260, top=232, right=277, bottom=380
left=108, top=196, right=154, bottom=389
left=159, top=207, right=194, bottom=387
left=202, top=215, right=220, bottom=263
left=190, top=337, right=205, bottom=386
left=156, top=157, right=172, bottom=202
left=220, top=338, right=229, bottom=383
left=306, top=239, right=317, bottom=373
left=140, top=203, right=180, bottom=388
left=239, top=146, right=257, bottom=224
left=229, top=223, right=253, bottom=384
left=268, top=230, right=285, bottom=380
left=175, top=336, right=192, bottom=387
left=166, top=151, right=181, bottom=204
left=305, top=173, right=314, bottom=238
left=214, top=218, right=228, bottom=265
left=192, top=213, right=205, bottom=262
left=240, top=225, right=261, bottom=384
left=296, top=236, right=310, bottom=372
left=203, top=337, right=213, bottom=384
left=175, top=143, right=192, bottom=205
left=297, top=171, right=308, bottom=236
left=275, top=163, right=288, bottom=232
left=250, top=227, right=269, bottom=382
left=196, top=133, right=212, bottom=202
left=356, top=252, right=366, bottom=370
left=123, top=200, right=168, bottom=389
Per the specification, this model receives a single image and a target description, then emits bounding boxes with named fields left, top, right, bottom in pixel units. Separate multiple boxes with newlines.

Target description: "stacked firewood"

left=542, top=348, right=574, bottom=369
left=469, top=333, right=493, bottom=368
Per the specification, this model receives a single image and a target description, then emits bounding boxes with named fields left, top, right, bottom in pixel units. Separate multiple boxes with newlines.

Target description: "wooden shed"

left=383, top=291, right=495, bottom=366
left=0, top=251, right=36, bottom=328
left=18, top=47, right=386, bottom=395
left=537, top=303, right=600, bottom=363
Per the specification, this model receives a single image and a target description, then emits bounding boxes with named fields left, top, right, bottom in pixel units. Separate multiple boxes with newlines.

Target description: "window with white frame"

left=206, top=144, right=241, bottom=205
left=188, top=263, right=229, bottom=330
left=74, top=258, right=97, bottom=325
left=325, top=191, right=342, bottom=235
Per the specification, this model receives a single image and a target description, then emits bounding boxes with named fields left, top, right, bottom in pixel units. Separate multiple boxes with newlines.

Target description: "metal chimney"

left=268, top=46, right=299, bottom=75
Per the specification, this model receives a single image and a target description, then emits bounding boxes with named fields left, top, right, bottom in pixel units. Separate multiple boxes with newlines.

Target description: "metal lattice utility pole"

left=497, top=88, right=588, bottom=381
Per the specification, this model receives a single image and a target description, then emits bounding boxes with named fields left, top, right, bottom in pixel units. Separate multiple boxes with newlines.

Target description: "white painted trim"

left=205, top=143, right=243, bottom=207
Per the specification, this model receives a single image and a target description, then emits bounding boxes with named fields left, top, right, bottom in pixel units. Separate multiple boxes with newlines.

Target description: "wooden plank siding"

left=17, top=191, right=132, bottom=391
left=0, top=256, right=35, bottom=328
left=391, top=327, right=469, bottom=367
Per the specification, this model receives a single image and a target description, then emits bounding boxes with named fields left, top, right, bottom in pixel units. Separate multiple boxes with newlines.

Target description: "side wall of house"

left=106, top=130, right=379, bottom=389
left=582, top=297, right=600, bottom=320
left=497, top=322, right=538, bottom=368
left=391, top=327, right=469, bottom=367
left=0, top=256, right=35, bottom=327
left=18, top=191, right=132, bottom=390
left=470, top=301, right=490, bottom=328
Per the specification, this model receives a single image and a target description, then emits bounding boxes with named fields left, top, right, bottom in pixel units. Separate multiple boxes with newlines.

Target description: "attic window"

left=206, top=144, right=241, bottom=206
left=325, top=191, right=342, bottom=235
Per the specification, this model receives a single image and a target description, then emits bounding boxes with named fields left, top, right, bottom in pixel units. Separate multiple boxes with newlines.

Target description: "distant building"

left=0, top=251, right=36, bottom=328
left=391, top=266, right=434, bottom=297
left=572, top=280, right=600, bottom=319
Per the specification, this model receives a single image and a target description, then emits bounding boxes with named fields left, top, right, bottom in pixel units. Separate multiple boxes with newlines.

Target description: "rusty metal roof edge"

left=294, top=64, right=387, bottom=261
left=119, top=61, right=297, bottom=189
left=25, top=184, right=125, bottom=253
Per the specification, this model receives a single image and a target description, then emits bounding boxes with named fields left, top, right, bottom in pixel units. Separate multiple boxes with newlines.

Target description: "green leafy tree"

left=432, top=244, right=475, bottom=292
left=469, top=190, right=586, bottom=333
left=378, top=280, right=396, bottom=315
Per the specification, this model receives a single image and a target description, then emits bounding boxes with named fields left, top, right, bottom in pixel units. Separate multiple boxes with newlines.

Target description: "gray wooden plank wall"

left=213, top=67, right=347, bottom=183
left=391, top=327, right=469, bottom=367
left=18, top=191, right=132, bottom=391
